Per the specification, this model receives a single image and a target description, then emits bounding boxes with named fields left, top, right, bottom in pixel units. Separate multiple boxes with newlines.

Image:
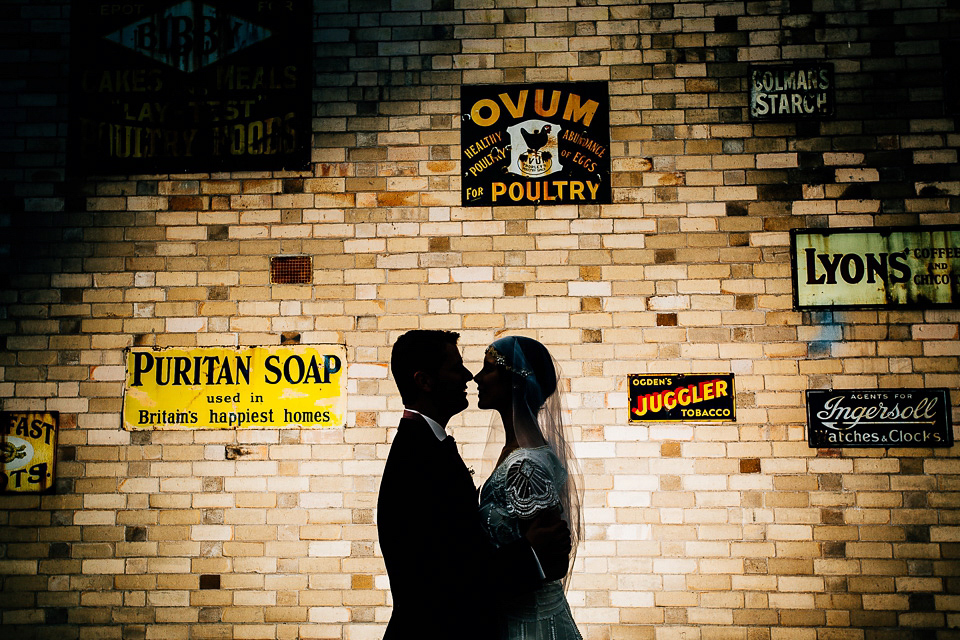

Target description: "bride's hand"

left=523, top=509, right=571, bottom=581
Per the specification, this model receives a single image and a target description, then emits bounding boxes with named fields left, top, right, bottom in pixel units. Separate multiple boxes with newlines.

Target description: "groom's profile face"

left=425, top=342, right=473, bottom=420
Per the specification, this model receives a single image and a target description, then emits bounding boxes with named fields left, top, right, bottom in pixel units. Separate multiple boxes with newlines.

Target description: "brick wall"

left=2, top=1, right=959, bottom=639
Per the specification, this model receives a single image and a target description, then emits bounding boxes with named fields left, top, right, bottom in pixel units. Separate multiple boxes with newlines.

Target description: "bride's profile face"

left=474, top=354, right=511, bottom=412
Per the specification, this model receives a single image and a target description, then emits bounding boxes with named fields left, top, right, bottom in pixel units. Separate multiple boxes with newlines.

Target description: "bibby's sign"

left=791, top=226, right=960, bottom=309
left=70, top=0, right=310, bottom=174
left=807, top=389, right=953, bottom=448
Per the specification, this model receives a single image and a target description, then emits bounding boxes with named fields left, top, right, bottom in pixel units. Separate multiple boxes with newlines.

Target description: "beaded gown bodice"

left=479, top=446, right=567, bottom=548
left=478, top=446, right=581, bottom=640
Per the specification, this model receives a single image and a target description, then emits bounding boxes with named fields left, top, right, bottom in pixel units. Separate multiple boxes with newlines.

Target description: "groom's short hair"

left=391, top=330, right=461, bottom=404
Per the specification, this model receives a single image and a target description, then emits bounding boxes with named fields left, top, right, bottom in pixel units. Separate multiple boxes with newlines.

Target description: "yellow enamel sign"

left=123, top=345, right=347, bottom=430
left=1, top=412, right=58, bottom=493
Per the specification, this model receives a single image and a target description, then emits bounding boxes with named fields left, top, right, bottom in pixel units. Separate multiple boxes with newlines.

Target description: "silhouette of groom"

left=377, top=330, right=570, bottom=640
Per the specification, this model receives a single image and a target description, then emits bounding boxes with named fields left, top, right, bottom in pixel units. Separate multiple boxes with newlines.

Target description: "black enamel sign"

left=749, top=63, right=834, bottom=121
left=945, top=40, right=960, bottom=116
left=461, top=82, right=611, bottom=206
left=70, top=0, right=311, bottom=174
left=806, top=389, right=954, bottom=448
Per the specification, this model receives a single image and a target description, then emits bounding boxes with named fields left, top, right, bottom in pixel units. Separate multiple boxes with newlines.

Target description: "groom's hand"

left=523, top=510, right=571, bottom=582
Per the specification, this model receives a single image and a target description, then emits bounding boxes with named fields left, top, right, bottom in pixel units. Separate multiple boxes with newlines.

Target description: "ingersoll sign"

left=806, top=389, right=953, bottom=449
left=791, top=226, right=960, bottom=309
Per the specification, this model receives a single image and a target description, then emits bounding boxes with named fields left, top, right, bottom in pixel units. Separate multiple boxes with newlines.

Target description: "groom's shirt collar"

left=402, top=408, right=447, bottom=441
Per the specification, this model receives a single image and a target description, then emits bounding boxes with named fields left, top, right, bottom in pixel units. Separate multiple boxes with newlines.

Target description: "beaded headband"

left=485, top=344, right=534, bottom=378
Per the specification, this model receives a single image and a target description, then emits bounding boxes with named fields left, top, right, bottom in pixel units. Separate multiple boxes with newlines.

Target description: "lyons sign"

left=791, top=226, right=960, bottom=309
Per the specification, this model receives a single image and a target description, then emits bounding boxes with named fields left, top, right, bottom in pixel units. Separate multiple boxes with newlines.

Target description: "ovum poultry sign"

left=461, top=82, right=611, bottom=206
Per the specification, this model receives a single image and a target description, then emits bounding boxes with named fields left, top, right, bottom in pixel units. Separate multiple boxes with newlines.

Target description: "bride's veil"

left=480, top=336, right=583, bottom=590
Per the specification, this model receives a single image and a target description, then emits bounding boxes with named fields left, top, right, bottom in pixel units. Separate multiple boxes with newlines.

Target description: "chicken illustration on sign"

left=461, top=81, right=611, bottom=206
left=508, top=120, right=561, bottom=178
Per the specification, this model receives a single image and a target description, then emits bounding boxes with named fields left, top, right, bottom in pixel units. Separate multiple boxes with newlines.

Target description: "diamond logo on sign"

left=104, top=1, right=273, bottom=73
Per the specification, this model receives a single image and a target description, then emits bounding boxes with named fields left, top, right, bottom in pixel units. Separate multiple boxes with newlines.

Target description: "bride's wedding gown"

left=479, top=445, right=582, bottom=640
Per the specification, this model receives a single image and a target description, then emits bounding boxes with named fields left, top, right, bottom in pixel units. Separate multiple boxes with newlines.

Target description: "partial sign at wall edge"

left=1, top=411, right=58, bottom=494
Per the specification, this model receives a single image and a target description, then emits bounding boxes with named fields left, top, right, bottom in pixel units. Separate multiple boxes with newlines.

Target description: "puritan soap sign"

left=461, top=82, right=611, bottom=206
left=807, top=389, right=953, bottom=448
left=749, top=63, right=834, bottom=120
left=123, top=345, right=346, bottom=429
left=791, top=226, right=960, bottom=309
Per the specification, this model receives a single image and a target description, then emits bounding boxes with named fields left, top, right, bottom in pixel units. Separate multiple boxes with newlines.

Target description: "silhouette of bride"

left=474, top=336, right=583, bottom=639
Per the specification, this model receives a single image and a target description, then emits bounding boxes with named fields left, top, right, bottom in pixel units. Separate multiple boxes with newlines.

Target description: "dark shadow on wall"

left=313, top=0, right=461, bottom=198
left=0, top=0, right=84, bottom=378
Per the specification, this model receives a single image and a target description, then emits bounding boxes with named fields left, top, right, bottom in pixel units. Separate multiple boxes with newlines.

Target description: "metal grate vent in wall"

left=270, top=256, right=312, bottom=284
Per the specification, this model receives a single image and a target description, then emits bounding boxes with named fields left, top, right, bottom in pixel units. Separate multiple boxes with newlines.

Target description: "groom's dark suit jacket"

left=377, top=413, right=542, bottom=640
